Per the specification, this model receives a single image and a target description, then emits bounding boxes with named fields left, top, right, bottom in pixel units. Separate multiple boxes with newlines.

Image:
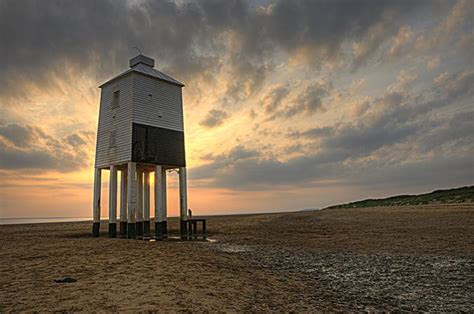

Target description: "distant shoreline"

left=0, top=211, right=300, bottom=226
left=0, top=217, right=91, bottom=225
left=0, top=199, right=474, bottom=226
left=2, top=206, right=328, bottom=226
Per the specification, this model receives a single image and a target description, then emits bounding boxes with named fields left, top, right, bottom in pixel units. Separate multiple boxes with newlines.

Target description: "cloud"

left=0, top=144, right=57, bottom=170
left=415, top=0, right=473, bottom=52
left=262, top=85, right=290, bottom=113
left=387, top=69, right=418, bottom=93
left=0, top=123, right=91, bottom=171
left=351, top=21, right=391, bottom=68
left=0, top=0, right=429, bottom=99
left=388, top=26, right=414, bottom=58
left=417, top=110, right=474, bottom=152
left=290, top=82, right=332, bottom=116
left=289, top=126, right=334, bottom=139
left=0, top=124, right=36, bottom=147
left=191, top=107, right=473, bottom=190
left=265, top=80, right=333, bottom=120
left=199, top=109, right=230, bottom=128
left=190, top=69, right=474, bottom=190
left=66, top=134, right=88, bottom=147
left=433, top=70, right=474, bottom=100
left=426, top=56, right=441, bottom=71
left=457, top=31, right=474, bottom=51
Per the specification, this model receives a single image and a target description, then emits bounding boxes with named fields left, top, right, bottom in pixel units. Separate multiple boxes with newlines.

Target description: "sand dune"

left=1, top=204, right=473, bottom=311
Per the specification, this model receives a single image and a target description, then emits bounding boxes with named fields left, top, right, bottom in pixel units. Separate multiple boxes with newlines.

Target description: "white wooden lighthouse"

left=92, top=54, right=189, bottom=240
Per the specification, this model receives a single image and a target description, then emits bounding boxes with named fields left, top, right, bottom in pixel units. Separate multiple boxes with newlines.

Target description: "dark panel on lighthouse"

left=132, top=123, right=186, bottom=166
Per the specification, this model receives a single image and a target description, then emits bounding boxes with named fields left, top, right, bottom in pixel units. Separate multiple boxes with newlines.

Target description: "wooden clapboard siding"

left=132, top=72, right=184, bottom=132
left=94, top=74, right=133, bottom=168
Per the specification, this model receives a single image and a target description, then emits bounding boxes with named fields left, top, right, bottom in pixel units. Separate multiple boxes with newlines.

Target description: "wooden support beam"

left=127, top=162, right=137, bottom=239
left=92, top=168, right=102, bottom=237
left=108, top=165, right=118, bottom=238
left=179, top=167, right=188, bottom=240
left=119, top=167, right=128, bottom=238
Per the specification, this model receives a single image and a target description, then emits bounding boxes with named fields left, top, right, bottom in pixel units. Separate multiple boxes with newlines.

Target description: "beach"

left=1, top=204, right=473, bottom=312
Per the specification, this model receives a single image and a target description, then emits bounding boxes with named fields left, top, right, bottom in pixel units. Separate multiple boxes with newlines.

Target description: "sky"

left=0, top=0, right=473, bottom=219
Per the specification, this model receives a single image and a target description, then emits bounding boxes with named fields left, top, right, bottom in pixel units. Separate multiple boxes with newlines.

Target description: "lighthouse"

left=92, top=54, right=189, bottom=240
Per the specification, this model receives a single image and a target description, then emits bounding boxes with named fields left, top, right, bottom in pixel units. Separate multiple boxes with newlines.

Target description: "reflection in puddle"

left=218, top=244, right=253, bottom=253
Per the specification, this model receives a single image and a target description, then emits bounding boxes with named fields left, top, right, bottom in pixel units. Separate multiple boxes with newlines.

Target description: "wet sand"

left=1, top=204, right=473, bottom=311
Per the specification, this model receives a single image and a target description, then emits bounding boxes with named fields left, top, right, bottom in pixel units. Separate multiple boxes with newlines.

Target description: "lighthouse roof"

left=99, top=55, right=184, bottom=88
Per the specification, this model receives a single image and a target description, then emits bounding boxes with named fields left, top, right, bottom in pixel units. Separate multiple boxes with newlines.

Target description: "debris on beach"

left=54, top=277, right=77, bottom=284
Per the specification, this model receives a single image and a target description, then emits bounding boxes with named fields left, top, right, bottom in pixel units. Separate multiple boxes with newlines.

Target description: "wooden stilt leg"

left=179, top=167, right=188, bottom=240
left=92, top=168, right=102, bottom=237
left=127, top=162, right=137, bottom=239
left=108, top=165, right=117, bottom=238
left=136, top=169, right=144, bottom=239
left=120, top=167, right=128, bottom=238
left=161, top=167, right=168, bottom=238
left=154, top=165, right=163, bottom=239
left=143, top=171, right=150, bottom=239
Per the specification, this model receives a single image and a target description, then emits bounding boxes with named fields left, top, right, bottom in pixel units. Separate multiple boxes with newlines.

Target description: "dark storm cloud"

left=0, top=0, right=428, bottom=97
left=199, top=109, right=230, bottom=128
left=0, top=123, right=91, bottom=171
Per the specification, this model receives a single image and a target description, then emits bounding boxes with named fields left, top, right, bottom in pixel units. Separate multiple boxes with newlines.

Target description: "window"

left=112, top=90, right=120, bottom=109
left=109, top=130, right=117, bottom=148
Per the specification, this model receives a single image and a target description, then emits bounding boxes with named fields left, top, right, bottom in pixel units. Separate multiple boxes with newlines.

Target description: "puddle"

left=217, top=244, right=253, bottom=253
left=145, top=236, right=218, bottom=243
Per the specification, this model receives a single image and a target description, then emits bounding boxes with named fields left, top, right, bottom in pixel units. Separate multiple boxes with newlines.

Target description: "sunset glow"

left=1, top=0, right=473, bottom=219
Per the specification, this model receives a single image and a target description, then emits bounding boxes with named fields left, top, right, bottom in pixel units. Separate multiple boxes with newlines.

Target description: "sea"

left=0, top=217, right=91, bottom=225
